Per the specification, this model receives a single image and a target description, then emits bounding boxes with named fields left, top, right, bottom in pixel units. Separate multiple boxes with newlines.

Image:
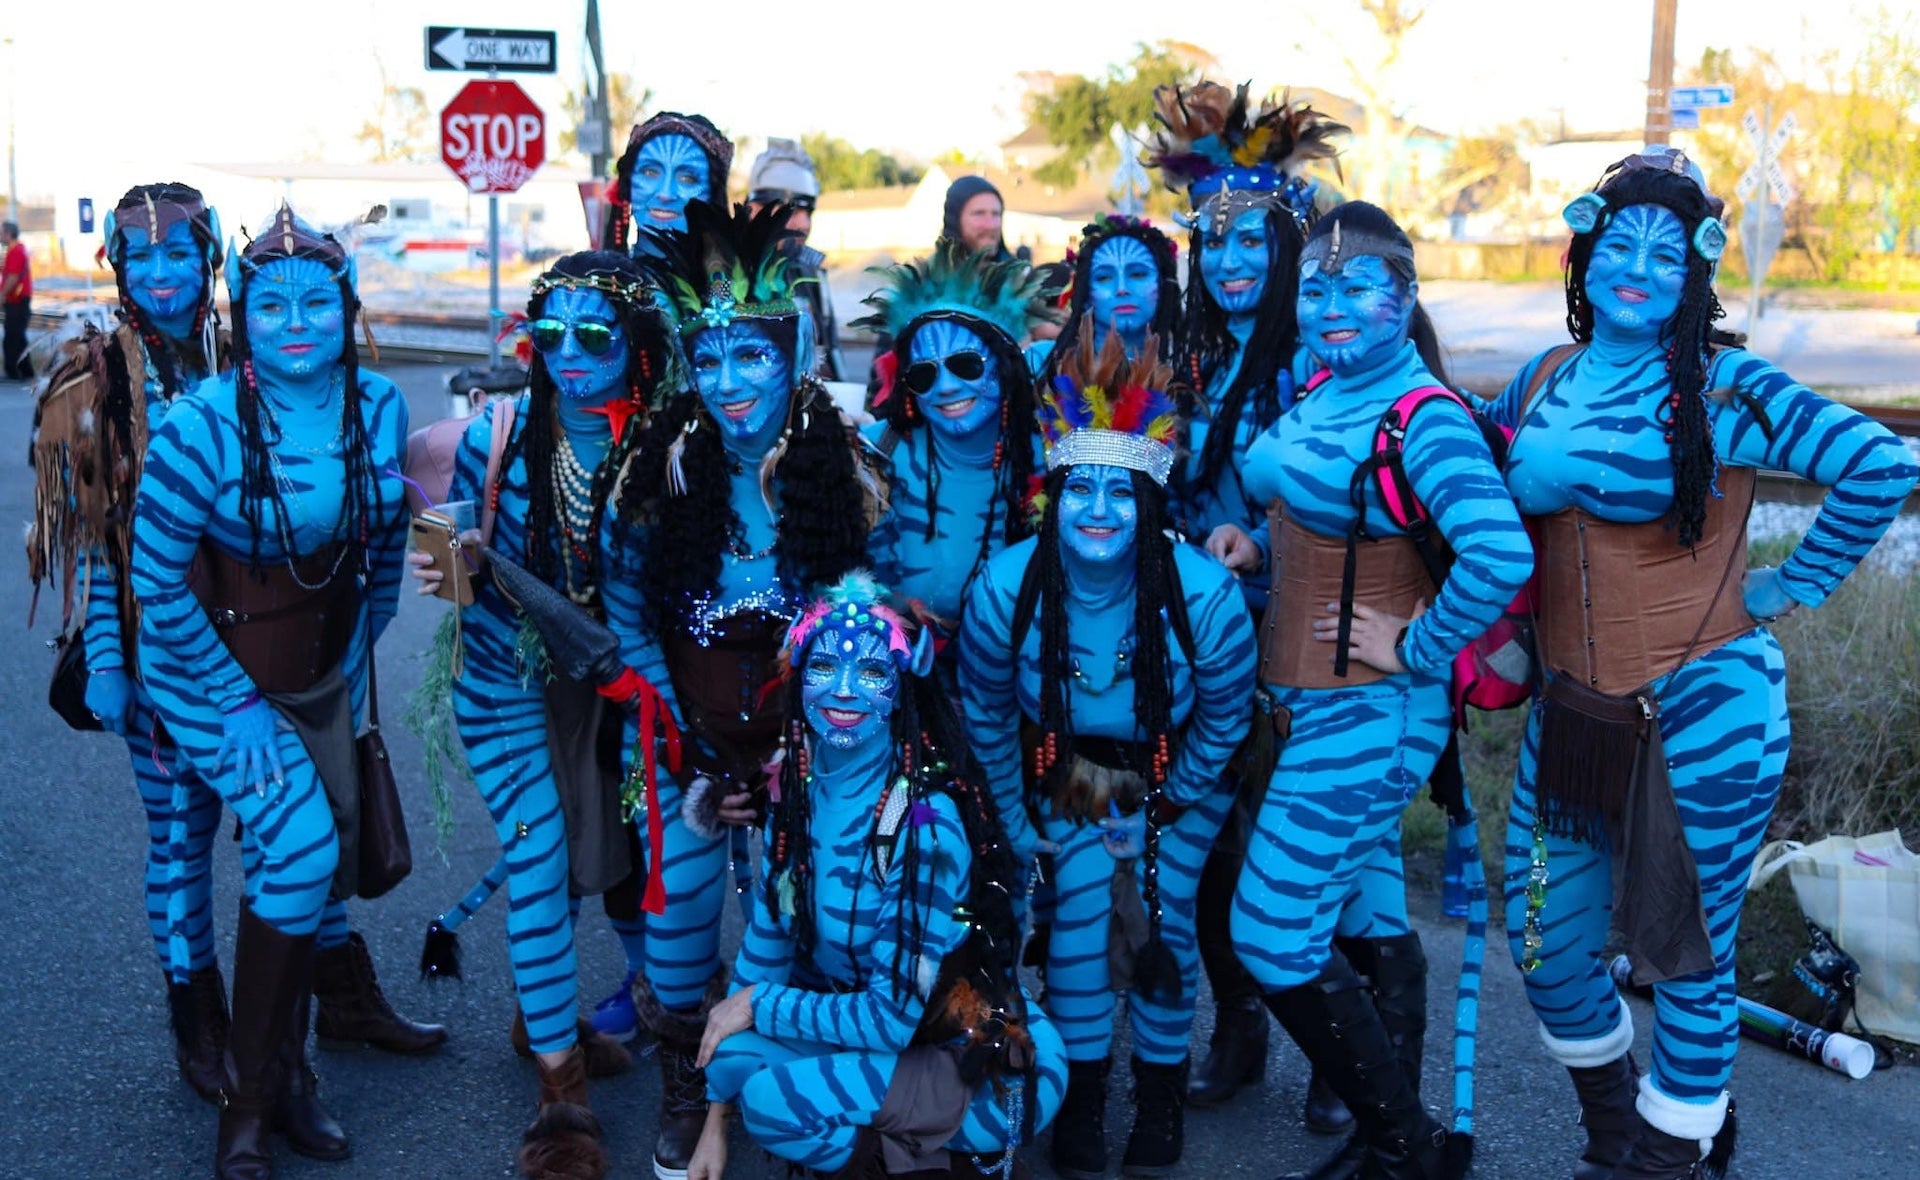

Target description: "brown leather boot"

left=215, top=906, right=314, bottom=1180
left=312, top=932, right=448, bottom=1054
left=517, top=1043, right=609, bottom=1180
left=166, top=965, right=230, bottom=1104
left=510, top=1009, right=632, bottom=1078
left=273, top=992, right=350, bottom=1161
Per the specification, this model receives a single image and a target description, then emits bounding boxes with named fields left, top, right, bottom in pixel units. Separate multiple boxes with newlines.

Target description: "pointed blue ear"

left=205, top=209, right=224, bottom=271
left=101, top=209, right=118, bottom=247
left=907, top=626, right=936, bottom=679
left=1562, top=193, right=1608, bottom=235
left=223, top=245, right=243, bottom=304
left=1692, top=217, right=1727, bottom=261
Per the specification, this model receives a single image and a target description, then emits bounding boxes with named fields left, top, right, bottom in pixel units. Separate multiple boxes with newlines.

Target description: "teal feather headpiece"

left=851, top=245, right=1056, bottom=349
left=655, top=200, right=812, bottom=337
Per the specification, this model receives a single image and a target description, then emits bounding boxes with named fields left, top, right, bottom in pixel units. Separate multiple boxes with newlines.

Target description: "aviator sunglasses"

left=903, top=350, right=988, bottom=394
left=529, top=318, right=617, bottom=356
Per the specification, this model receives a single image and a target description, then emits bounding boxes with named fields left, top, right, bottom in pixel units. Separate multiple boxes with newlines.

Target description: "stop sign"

left=440, top=79, right=545, bottom=194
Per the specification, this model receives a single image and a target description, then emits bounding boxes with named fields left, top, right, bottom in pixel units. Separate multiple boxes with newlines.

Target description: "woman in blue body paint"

left=1491, top=150, right=1918, bottom=1180
left=853, top=246, right=1053, bottom=676
left=130, top=206, right=411, bottom=1180
left=959, top=331, right=1256, bottom=1179
left=1217, top=201, right=1534, bottom=1180
left=608, top=198, right=894, bottom=1180
left=1025, top=213, right=1182, bottom=380
left=680, top=574, right=1067, bottom=1180
left=409, top=249, right=678, bottom=1180
left=603, top=111, right=734, bottom=262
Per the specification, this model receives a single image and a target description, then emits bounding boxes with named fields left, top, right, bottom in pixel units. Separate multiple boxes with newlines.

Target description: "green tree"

left=560, top=72, right=653, bottom=158
left=354, top=60, right=433, bottom=163
left=1022, top=41, right=1217, bottom=187
left=800, top=134, right=924, bottom=191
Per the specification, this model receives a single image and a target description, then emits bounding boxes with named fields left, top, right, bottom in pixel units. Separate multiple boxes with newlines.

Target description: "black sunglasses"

left=529, top=318, right=617, bottom=357
left=903, top=351, right=987, bottom=394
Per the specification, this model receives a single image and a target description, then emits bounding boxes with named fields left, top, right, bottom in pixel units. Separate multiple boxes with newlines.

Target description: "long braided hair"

left=602, top=112, right=733, bottom=254
left=1176, top=204, right=1306, bottom=497
left=1564, top=167, right=1733, bottom=548
left=503, top=250, right=674, bottom=592
left=227, top=213, right=375, bottom=578
left=1046, top=216, right=1182, bottom=374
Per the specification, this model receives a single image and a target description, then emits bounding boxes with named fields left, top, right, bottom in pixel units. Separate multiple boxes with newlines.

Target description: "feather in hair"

left=850, top=245, right=1055, bottom=346
left=1149, top=80, right=1349, bottom=192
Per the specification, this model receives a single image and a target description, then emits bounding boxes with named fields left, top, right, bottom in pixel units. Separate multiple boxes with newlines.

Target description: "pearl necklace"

left=552, top=431, right=601, bottom=604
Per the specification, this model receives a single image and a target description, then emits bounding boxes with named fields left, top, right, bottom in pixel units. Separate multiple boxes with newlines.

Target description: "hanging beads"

left=1520, top=814, right=1551, bottom=972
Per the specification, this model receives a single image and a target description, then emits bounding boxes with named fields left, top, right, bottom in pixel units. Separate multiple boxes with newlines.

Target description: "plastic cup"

left=435, top=499, right=476, bottom=532
left=1824, top=1031, right=1875, bottom=1079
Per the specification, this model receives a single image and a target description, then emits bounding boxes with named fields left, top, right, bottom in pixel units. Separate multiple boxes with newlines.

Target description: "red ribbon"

left=870, top=350, right=899, bottom=409
left=626, top=674, right=682, bottom=916
left=582, top=397, right=642, bottom=443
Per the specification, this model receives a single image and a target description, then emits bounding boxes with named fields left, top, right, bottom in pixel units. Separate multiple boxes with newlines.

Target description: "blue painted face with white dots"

left=1199, top=208, right=1270, bottom=316
left=907, top=319, right=1002, bottom=440
left=535, top=287, right=630, bottom=402
left=801, top=627, right=900, bottom=751
left=120, top=220, right=207, bottom=340
left=245, top=257, right=345, bottom=385
left=1087, top=236, right=1159, bottom=345
left=629, top=133, right=711, bottom=234
left=1297, top=254, right=1415, bottom=375
left=1057, top=463, right=1138, bottom=568
left=1584, top=203, right=1688, bottom=340
left=690, top=320, right=793, bottom=455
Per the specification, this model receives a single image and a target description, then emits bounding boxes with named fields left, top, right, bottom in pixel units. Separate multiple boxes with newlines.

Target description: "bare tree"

left=354, top=56, right=433, bottom=164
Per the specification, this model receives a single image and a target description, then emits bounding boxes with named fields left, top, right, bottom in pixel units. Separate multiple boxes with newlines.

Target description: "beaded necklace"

left=552, top=429, right=601, bottom=604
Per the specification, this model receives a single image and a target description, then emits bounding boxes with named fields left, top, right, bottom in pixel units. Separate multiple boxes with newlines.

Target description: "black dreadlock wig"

left=1176, top=204, right=1307, bottom=498
left=1049, top=216, right=1182, bottom=377
left=504, top=250, right=675, bottom=595
left=604, top=111, right=734, bottom=254
left=763, top=648, right=1023, bottom=1029
left=621, top=377, right=871, bottom=633
left=108, top=183, right=223, bottom=406
left=1304, top=201, right=1454, bottom=386
left=227, top=209, right=374, bottom=580
left=1564, top=167, right=1734, bottom=549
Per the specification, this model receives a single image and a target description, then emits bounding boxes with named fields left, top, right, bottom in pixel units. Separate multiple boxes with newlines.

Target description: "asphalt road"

left=0, top=363, right=1913, bottom=1179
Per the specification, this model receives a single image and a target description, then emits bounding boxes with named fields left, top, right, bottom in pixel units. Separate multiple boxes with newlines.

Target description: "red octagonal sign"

left=441, top=79, right=545, bottom=195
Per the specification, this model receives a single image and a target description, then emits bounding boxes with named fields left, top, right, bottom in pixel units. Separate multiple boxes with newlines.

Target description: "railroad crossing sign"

left=1109, top=125, right=1149, bottom=217
left=440, top=80, right=546, bottom=195
left=1734, top=105, right=1796, bottom=337
left=1735, top=110, right=1796, bottom=206
left=425, top=26, right=557, bottom=74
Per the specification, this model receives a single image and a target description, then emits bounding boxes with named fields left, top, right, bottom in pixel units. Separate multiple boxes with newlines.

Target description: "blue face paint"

left=1584, top=204, right=1688, bottom=338
left=801, top=628, right=900, bottom=751
left=1087, top=236, right=1159, bottom=346
left=535, top=287, right=630, bottom=402
left=1296, top=254, right=1416, bottom=375
left=120, top=220, right=207, bottom=340
left=907, top=319, right=1002, bottom=441
left=245, top=257, right=346, bottom=386
left=629, top=134, right=711, bottom=234
left=689, top=320, right=793, bottom=455
left=1057, top=463, right=1138, bottom=568
left=1199, top=208, right=1271, bottom=317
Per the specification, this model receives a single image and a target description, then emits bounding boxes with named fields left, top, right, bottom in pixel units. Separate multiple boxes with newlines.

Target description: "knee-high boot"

left=1263, top=950, right=1445, bottom=1180
left=1190, top=791, right=1268, bottom=1108
left=215, top=905, right=316, bottom=1180
left=1568, top=1053, right=1641, bottom=1180
left=273, top=991, right=349, bottom=1161
left=167, top=965, right=230, bottom=1104
left=1284, top=934, right=1429, bottom=1180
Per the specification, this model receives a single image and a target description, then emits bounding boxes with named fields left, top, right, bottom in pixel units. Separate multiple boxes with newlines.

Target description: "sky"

left=0, top=0, right=1892, bottom=201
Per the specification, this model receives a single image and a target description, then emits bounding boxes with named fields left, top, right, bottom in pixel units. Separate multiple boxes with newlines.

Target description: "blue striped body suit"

left=706, top=781, right=1067, bottom=1170
left=1488, top=342, right=1918, bottom=1120
left=443, top=393, right=626, bottom=1055
left=131, top=371, right=410, bottom=937
left=959, top=540, right=1256, bottom=1063
left=1234, top=340, right=1533, bottom=992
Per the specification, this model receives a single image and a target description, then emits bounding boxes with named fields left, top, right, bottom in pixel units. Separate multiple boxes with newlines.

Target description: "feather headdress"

left=655, top=200, right=811, bottom=337
left=851, top=244, right=1056, bottom=349
left=1147, top=81, right=1348, bottom=233
left=1037, top=318, right=1178, bottom=486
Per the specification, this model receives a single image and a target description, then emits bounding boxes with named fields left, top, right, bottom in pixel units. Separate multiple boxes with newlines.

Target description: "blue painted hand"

left=215, top=698, right=287, bottom=796
left=85, top=666, right=135, bottom=736
left=1099, top=800, right=1147, bottom=860
left=1741, top=565, right=1800, bottom=622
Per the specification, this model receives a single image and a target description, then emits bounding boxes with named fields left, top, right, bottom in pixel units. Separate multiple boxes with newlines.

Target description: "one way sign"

left=425, top=26, right=557, bottom=74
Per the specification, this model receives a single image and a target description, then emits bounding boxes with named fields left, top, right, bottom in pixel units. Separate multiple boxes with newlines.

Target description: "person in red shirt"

left=1, top=219, right=32, bottom=379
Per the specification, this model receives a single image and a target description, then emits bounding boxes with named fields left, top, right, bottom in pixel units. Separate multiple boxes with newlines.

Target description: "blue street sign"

left=77, top=197, right=94, bottom=234
left=1671, top=109, right=1701, bottom=130
left=1671, top=85, right=1735, bottom=110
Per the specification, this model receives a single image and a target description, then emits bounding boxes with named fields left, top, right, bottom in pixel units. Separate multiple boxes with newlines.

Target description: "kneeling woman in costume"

left=959, top=331, right=1256, bottom=1179
left=131, top=207, right=412, bottom=1179
left=608, top=199, right=893, bottom=1178
left=409, top=250, right=678, bottom=1179
left=1492, top=150, right=1917, bottom=1180
left=1220, top=202, right=1532, bottom=1180
left=684, top=576, right=1067, bottom=1178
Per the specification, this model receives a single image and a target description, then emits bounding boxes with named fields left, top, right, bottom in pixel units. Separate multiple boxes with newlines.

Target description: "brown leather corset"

left=1261, top=505, right=1429, bottom=690
left=1529, top=466, right=1756, bottom=696
left=188, top=542, right=360, bottom=694
left=661, top=608, right=787, bottom=781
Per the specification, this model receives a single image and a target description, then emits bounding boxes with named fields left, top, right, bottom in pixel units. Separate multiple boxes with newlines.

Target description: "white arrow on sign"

left=432, top=29, right=553, bottom=70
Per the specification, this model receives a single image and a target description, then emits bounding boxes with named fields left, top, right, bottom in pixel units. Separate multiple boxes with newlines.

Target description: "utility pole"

left=1644, top=0, right=1678, bottom=145
left=5, top=37, right=18, bottom=220
left=585, top=0, right=611, bottom=182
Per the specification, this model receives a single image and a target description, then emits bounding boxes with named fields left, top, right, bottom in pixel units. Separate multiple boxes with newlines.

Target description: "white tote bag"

left=1752, top=830, right=1920, bottom=1045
